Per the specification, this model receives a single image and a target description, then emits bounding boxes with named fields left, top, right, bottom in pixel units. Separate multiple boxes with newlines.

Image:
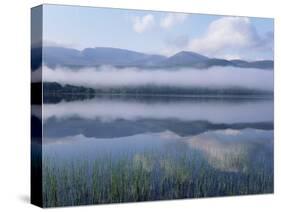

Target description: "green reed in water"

left=42, top=150, right=273, bottom=207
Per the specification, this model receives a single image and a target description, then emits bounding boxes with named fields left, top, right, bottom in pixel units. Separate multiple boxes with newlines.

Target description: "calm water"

left=40, top=96, right=274, bottom=207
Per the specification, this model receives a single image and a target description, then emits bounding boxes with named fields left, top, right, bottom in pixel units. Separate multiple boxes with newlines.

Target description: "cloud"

left=160, top=13, right=188, bottom=29
left=42, top=65, right=273, bottom=91
left=132, top=14, right=155, bottom=33
left=132, top=13, right=187, bottom=33
left=187, top=17, right=258, bottom=54
left=163, top=17, right=273, bottom=60
left=186, top=17, right=272, bottom=59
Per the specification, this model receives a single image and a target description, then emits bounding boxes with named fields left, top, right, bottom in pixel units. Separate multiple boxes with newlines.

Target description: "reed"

left=42, top=150, right=273, bottom=207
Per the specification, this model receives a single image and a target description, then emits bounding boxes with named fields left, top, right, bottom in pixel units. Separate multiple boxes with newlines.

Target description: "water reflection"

left=43, top=96, right=273, bottom=123
left=43, top=96, right=273, bottom=139
left=42, top=96, right=273, bottom=207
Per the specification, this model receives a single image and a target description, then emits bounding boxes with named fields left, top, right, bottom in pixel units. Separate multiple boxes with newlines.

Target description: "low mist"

left=41, top=65, right=273, bottom=91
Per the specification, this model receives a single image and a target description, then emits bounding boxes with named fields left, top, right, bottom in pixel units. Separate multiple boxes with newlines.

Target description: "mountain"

left=44, top=117, right=273, bottom=139
left=160, top=51, right=209, bottom=68
left=81, top=47, right=166, bottom=66
left=231, top=59, right=273, bottom=69
left=31, top=46, right=274, bottom=70
left=163, top=53, right=273, bottom=69
left=40, top=46, right=166, bottom=68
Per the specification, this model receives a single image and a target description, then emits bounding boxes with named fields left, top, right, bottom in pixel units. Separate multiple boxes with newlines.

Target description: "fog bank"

left=41, top=65, right=273, bottom=91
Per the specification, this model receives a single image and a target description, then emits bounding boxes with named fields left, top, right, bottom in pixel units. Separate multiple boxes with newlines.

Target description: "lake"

left=40, top=95, right=274, bottom=207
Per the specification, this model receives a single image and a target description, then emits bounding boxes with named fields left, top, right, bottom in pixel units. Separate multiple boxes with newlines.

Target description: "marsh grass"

left=42, top=150, right=273, bottom=207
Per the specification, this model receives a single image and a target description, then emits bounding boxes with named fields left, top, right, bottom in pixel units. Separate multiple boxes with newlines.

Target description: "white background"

left=0, top=0, right=280, bottom=211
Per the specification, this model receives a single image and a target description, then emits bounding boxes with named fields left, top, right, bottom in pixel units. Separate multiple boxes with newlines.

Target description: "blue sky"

left=43, top=4, right=274, bottom=60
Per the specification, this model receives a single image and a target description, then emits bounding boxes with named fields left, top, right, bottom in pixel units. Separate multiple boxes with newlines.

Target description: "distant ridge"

left=31, top=46, right=274, bottom=70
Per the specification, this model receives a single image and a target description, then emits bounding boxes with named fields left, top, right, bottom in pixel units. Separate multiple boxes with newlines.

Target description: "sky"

left=42, top=4, right=274, bottom=60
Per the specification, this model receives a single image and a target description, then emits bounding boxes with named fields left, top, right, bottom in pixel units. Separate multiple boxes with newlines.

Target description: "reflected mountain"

left=43, top=96, right=273, bottom=140
left=44, top=117, right=273, bottom=140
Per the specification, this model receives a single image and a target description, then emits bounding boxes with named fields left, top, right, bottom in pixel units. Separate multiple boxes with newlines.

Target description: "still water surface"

left=41, top=96, right=273, bottom=207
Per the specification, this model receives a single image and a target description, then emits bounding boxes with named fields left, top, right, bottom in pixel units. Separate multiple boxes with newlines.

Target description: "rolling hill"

left=31, top=46, right=274, bottom=70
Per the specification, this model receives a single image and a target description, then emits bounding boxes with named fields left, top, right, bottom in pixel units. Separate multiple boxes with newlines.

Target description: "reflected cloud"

left=43, top=97, right=273, bottom=124
left=216, top=129, right=241, bottom=136
left=43, top=127, right=273, bottom=175
left=184, top=129, right=273, bottom=172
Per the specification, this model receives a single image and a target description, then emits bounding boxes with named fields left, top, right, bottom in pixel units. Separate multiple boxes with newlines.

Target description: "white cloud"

left=132, top=13, right=187, bottom=33
left=186, top=17, right=262, bottom=57
left=160, top=13, right=188, bottom=29
left=132, top=14, right=155, bottom=33
left=160, top=16, right=273, bottom=60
